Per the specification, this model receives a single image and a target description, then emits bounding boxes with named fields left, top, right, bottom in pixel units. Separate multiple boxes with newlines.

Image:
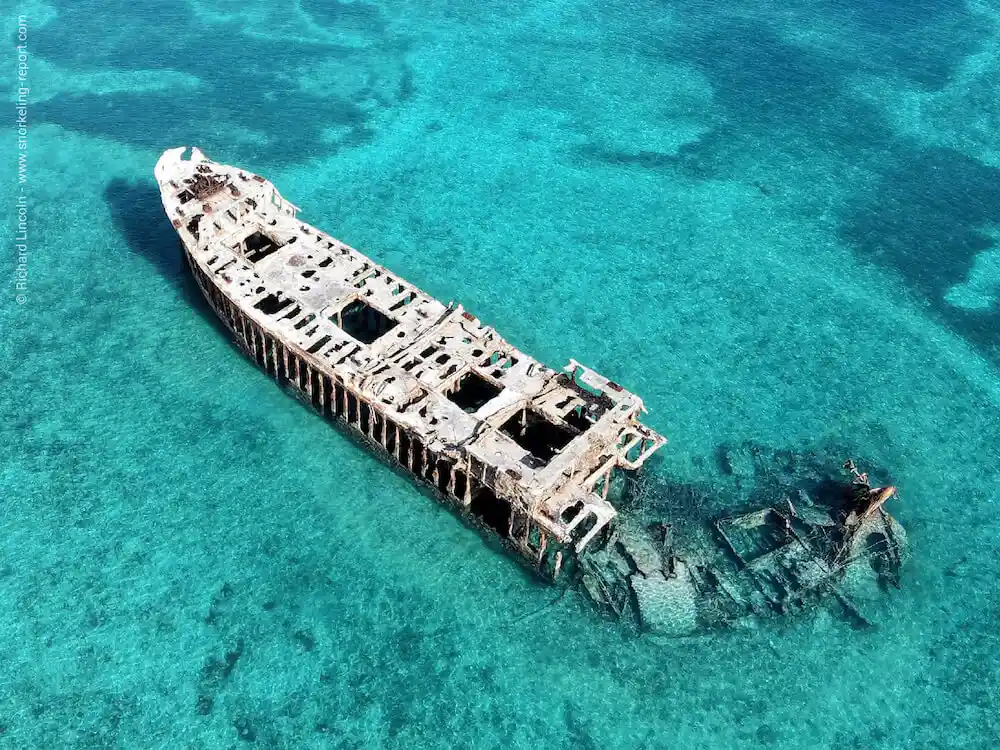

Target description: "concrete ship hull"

left=155, top=147, right=665, bottom=580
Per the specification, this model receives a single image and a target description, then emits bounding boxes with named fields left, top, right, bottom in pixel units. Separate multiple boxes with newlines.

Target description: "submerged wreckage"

left=156, top=147, right=905, bottom=634
left=581, top=456, right=906, bottom=634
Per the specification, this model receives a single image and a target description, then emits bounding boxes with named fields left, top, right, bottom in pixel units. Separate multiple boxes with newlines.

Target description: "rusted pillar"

left=246, top=322, right=253, bottom=358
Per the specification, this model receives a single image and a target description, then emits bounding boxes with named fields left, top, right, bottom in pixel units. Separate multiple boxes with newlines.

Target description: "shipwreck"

left=155, top=147, right=666, bottom=582
left=155, top=148, right=905, bottom=634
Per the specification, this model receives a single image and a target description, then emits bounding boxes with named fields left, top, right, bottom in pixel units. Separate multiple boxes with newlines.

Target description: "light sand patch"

left=1, top=57, right=201, bottom=104
left=845, top=0, right=1000, bottom=167
left=944, top=227, right=1000, bottom=311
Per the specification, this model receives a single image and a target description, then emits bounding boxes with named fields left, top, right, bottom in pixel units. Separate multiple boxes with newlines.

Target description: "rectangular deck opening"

left=446, top=371, right=503, bottom=414
left=500, top=408, right=578, bottom=466
left=335, top=299, right=398, bottom=345
left=306, top=335, right=331, bottom=354
left=243, top=230, right=284, bottom=263
left=253, top=293, right=294, bottom=316
left=562, top=404, right=598, bottom=433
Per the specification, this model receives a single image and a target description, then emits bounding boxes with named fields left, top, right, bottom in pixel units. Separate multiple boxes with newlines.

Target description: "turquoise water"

left=3, top=0, right=1000, bottom=746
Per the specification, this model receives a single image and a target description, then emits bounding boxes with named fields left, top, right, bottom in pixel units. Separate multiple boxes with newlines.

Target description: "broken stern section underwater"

left=580, top=451, right=908, bottom=635
left=155, top=147, right=665, bottom=583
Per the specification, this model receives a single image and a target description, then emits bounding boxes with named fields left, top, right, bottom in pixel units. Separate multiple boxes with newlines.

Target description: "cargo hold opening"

left=334, top=299, right=398, bottom=345
left=445, top=371, right=502, bottom=413
left=500, top=408, right=578, bottom=466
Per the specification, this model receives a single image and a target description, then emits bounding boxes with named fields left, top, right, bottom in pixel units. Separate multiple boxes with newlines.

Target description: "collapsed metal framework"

left=155, top=147, right=666, bottom=578
left=578, top=459, right=905, bottom=633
